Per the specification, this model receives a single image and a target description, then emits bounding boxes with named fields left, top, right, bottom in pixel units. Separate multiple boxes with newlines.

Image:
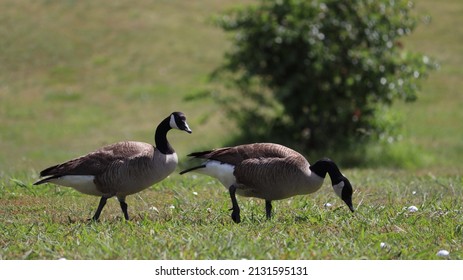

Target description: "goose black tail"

left=187, top=150, right=213, bottom=158
left=33, top=178, right=49, bottom=185
left=179, top=165, right=207, bottom=175
left=38, top=164, right=60, bottom=177
left=33, top=175, right=61, bottom=185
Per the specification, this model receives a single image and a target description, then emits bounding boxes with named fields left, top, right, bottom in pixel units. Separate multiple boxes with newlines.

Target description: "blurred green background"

left=0, top=0, right=461, bottom=176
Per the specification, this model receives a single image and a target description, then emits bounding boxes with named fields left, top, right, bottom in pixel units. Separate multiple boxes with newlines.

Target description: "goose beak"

left=344, top=197, right=355, bottom=212
left=348, top=204, right=355, bottom=213
left=183, top=123, right=192, bottom=134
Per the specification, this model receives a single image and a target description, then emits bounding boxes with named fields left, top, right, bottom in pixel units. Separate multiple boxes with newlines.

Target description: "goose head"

left=310, top=158, right=355, bottom=212
left=170, top=112, right=192, bottom=134
left=332, top=176, right=355, bottom=212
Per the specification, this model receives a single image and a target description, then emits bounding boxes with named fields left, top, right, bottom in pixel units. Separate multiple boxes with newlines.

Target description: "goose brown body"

left=34, top=112, right=192, bottom=221
left=181, top=143, right=354, bottom=223
left=188, top=143, right=324, bottom=200
left=37, top=141, right=178, bottom=197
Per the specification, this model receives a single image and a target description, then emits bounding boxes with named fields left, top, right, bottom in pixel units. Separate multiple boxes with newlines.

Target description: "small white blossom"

left=437, top=250, right=449, bottom=258
left=324, top=203, right=333, bottom=208
left=380, top=242, right=387, bottom=249
left=169, top=205, right=175, bottom=209
left=408, top=206, right=418, bottom=212
left=192, top=191, right=198, bottom=196
left=423, top=56, right=430, bottom=64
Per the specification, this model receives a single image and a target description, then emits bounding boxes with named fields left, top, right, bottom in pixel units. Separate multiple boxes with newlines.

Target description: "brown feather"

left=188, top=143, right=297, bottom=166
left=39, top=141, right=154, bottom=178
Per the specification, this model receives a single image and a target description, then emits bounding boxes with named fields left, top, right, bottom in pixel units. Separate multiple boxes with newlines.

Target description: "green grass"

left=396, top=0, right=463, bottom=173
left=1, top=0, right=462, bottom=260
left=1, top=172, right=462, bottom=259
left=0, top=0, right=247, bottom=173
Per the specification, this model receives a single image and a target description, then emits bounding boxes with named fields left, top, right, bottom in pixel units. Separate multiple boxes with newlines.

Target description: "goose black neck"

left=155, top=116, right=174, bottom=154
left=310, top=158, right=343, bottom=184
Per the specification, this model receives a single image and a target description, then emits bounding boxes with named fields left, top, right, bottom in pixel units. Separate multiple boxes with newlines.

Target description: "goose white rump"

left=50, top=175, right=101, bottom=196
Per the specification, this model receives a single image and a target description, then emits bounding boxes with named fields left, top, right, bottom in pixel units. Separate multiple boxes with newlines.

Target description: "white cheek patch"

left=332, top=181, right=344, bottom=198
left=169, top=114, right=179, bottom=129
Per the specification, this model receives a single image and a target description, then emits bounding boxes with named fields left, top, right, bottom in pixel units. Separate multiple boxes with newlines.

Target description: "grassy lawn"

left=1, top=0, right=462, bottom=260
left=2, top=172, right=462, bottom=259
left=396, top=0, right=463, bottom=174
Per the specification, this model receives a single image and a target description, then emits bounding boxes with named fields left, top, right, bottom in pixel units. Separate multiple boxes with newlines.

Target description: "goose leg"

left=229, top=185, right=241, bottom=223
left=265, top=200, right=272, bottom=220
left=118, top=197, right=129, bottom=220
left=91, top=196, right=108, bottom=221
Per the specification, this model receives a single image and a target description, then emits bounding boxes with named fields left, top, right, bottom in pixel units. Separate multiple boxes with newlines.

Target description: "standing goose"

left=34, top=112, right=192, bottom=221
left=180, top=143, right=354, bottom=223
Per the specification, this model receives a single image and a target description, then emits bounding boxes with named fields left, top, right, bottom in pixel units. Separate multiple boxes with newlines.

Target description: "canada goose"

left=180, top=143, right=354, bottom=223
left=34, top=112, right=192, bottom=221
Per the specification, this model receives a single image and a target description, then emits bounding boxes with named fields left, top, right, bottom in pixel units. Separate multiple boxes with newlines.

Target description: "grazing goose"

left=34, top=112, right=192, bottom=221
left=180, top=143, right=354, bottom=223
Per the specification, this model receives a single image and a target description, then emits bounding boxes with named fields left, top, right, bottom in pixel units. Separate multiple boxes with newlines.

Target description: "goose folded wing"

left=234, top=156, right=307, bottom=190
left=197, top=143, right=295, bottom=166
left=40, top=151, right=120, bottom=178
left=40, top=142, right=152, bottom=178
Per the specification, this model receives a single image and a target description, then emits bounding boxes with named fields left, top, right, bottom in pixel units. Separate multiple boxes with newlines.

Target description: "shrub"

left=211, top=0, right=436, bottom=159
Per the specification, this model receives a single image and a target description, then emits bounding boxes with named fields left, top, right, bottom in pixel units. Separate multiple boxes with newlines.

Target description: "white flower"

left=192, top=191, right=198, bottom=196
left=324, top=203, right=333, bottom=208
left=169, top=205, right=175, bottom=209
left=407, top=206, right=418, bottom=212
left=436, top=250, right=449, bottom=257
left=380, top=242, right=387, bottom=249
